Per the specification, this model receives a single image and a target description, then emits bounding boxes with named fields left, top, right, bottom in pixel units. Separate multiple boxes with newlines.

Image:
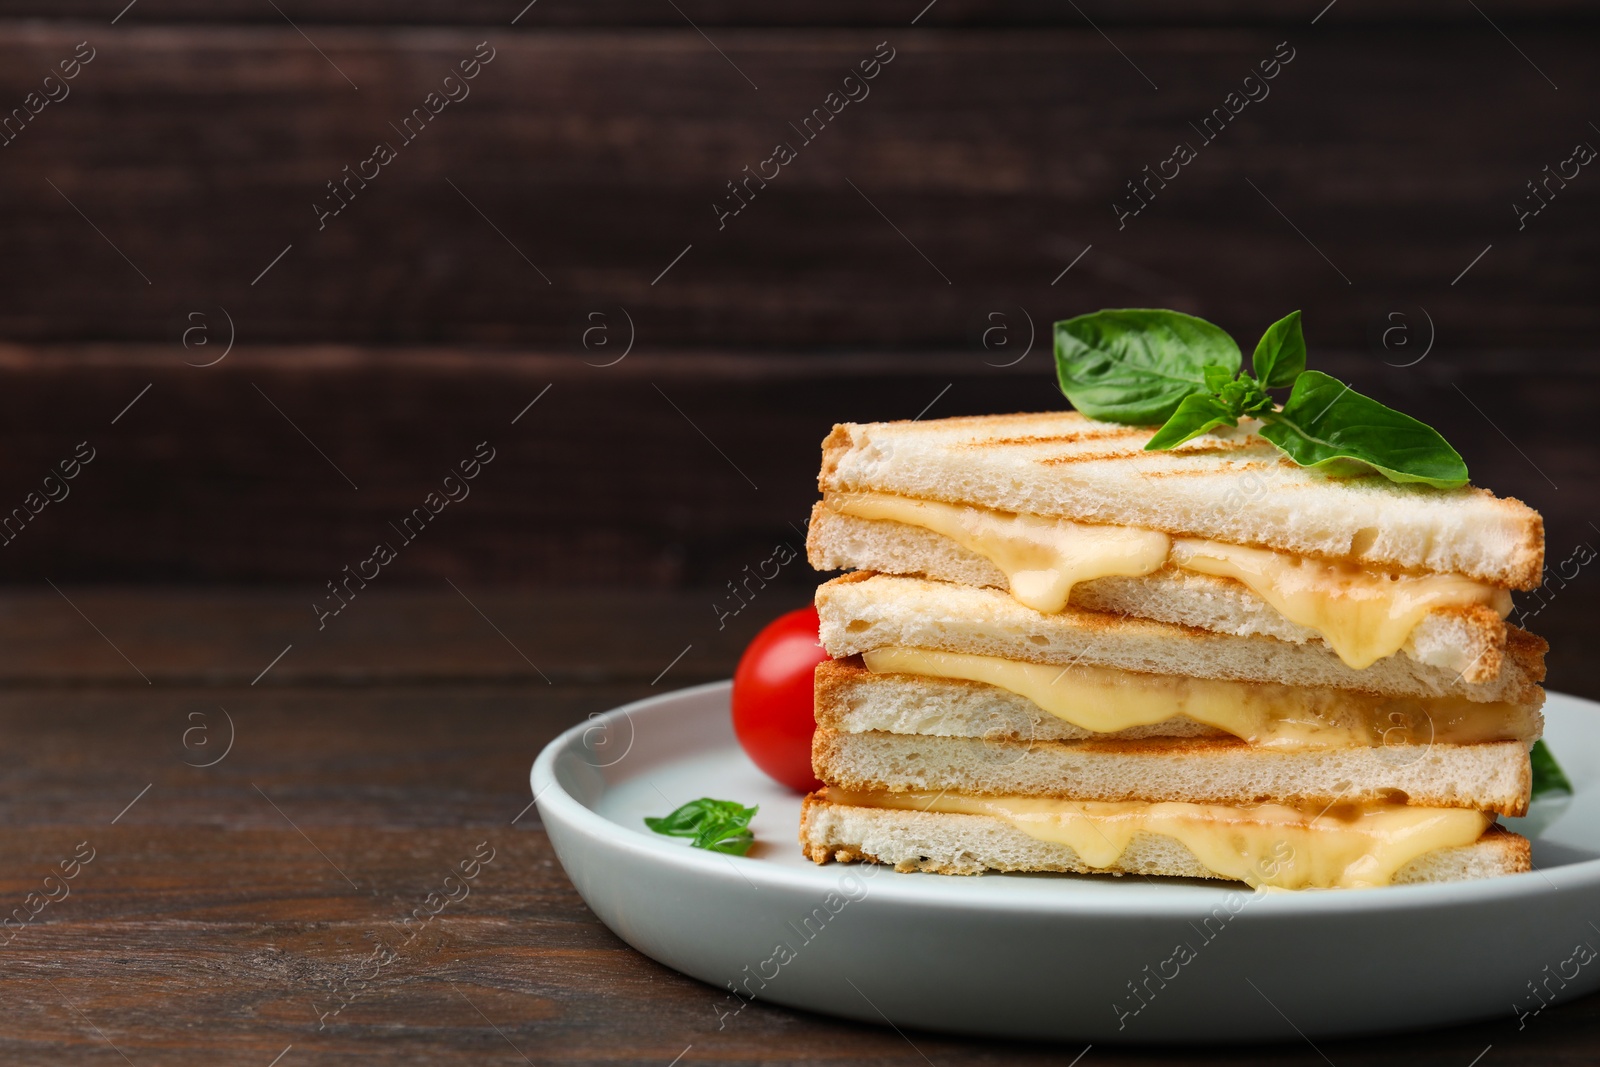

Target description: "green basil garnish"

left=1259, top=371, right=1469, bottom=488
left=1053, top=308, right=1470, bottom=490
left=645, top=797, right=758, bottom=855
left=1054, top=309, right=1241, bottom=424
left=1250, top=310, right=1307, bottom=390
left=1530, top=740, right=1573, bottom=802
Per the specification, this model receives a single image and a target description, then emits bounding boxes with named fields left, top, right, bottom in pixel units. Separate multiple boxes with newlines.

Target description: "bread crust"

left=818, top=412, right=1545, bottom=588
left=814, top=656, right=1227, bottom=741
left=808, top=504, right=1521, bottom=683
left=799, top=793, right=1532, bottom=884
left=811, top=728, right=1533, bottom=816
left=816, top=573, right=1546, bottom=706
left=813, top=656, right=1543, bottom=753
left=809, top=412, right=1543, bottom=887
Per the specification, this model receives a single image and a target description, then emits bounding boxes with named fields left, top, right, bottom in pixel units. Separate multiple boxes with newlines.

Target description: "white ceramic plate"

left=533, top=683, right=1600, bottom=1043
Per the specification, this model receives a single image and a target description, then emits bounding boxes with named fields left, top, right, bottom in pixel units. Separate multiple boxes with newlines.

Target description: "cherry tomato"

left=732, top=605, right=829, bottom=793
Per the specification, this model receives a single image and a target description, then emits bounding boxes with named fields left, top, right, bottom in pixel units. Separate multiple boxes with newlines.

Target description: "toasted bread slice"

left=809, top=503, right=1512, bottom=683
left=817, top=573, right=1546, bottom=705
left=814, top=657, right=1544, bottom=748
left=819, top=412, right=1543, bottom=588
left=800, top=794, right=1531, bottom=884
left=812, top=729, right=1532, bottom=816
left=816, top=656, right=1226, bottom=742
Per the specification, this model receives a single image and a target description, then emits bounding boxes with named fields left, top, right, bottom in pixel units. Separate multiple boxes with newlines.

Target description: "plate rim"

left=532, top=681, right=1600, bottom=916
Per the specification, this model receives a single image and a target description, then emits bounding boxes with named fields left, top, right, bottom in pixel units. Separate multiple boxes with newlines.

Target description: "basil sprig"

left=1530, top=740, right=1574, bottom=802
left=645, top=797, right=758, bottom=855
left=1053, top=309, right=1242, bottom=424
left=1055, top=309, right=1470, bottom=489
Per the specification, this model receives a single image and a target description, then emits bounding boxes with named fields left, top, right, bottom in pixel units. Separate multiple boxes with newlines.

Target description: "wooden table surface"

left=3, top=586, right=1597, bottom=1067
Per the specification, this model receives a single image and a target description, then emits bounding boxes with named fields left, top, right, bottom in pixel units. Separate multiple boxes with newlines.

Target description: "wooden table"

left=3, top=587, right=1595, bottom=1066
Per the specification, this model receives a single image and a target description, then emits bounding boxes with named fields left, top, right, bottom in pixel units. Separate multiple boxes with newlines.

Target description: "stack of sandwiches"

left=799, top=412, right=1547, bottom=889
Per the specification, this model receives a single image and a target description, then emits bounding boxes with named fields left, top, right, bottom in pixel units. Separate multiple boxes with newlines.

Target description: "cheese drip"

left=827, top=788, right=1493, bottom=889
left=1168, top=539, right=1512, bottom=670
left=831, top=492, right=1169, bottom=613
left=830, top=492, right=1510, bottom=669
left=861, top=646, right=1537, bottom=749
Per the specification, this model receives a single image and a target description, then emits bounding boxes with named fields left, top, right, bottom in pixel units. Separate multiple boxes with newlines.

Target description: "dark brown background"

left=2, top=4, right=1599, bottom=1065
left=0, top=0, right=1594, bottom=594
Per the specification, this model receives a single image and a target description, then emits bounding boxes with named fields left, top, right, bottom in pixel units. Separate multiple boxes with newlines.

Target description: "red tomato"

left=732, top=605, right=829, bottom=793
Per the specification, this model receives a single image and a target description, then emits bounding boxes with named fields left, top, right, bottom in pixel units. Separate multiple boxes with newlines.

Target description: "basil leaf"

left=1202, top=364, right=1235, bottom=393
left=646, top=797, right=759, bottom=855
left=1530, top=740, right=1574, bottom=801
left=694, top=823, right=756, bottom=855
left=644, top=798, right=722, bottom=835
left=1145, top=394, right=1238, bottom=450
left=1258, top=371, right=1470, bottom=489
left=1252, top=310, right=1306, bottom=390
left=1055, top=309, right=1241, bottom=424
left=1217, top=375, right=1274, bottom=417
left=645, top=798, right=757, bottom=837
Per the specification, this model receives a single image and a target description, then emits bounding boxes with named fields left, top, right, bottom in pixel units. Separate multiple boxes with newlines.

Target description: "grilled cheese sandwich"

left=811, top=412, right=1541, bottom=679
left=801, top=410, right=1547, bottom=888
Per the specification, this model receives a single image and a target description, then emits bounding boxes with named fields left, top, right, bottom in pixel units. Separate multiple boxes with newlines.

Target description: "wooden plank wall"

left=0, top=2, right=1593, bottom=588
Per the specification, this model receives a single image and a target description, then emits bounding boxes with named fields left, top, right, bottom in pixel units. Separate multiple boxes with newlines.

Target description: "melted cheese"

left=861, top=646, right=1537, bottom=749
left=831, top=492, right=1169, bottom=612
left=828, top=788, right=1492, bottom=889
left=829, top=493, right=1510, bottom=668
left=1167, top=539, right=1512, bottom=669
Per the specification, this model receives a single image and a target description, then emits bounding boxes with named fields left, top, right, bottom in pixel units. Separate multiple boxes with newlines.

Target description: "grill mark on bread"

left=820, top=412, right=1546, bottom=589
left=1161, top=438, right=1268, bottom=456
left=1037, top=448, right=1287, bottom=469
left=1036, top=449, right=1194, bottom=467
left=974, top=428, right=1152, bottom=448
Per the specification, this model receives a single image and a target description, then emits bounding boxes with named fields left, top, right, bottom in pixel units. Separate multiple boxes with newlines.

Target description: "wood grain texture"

left=0, top=13, right=1593, bottom=585
left=0, top=344, right=1588, bottom=589
left=0, top=8, right=1590, bottom=1055
left=0, top=589, right=1595, bottom=1065
left=3, top=1, right=1596, bottom=26
left=0, top=24, right=1595, bottom=350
